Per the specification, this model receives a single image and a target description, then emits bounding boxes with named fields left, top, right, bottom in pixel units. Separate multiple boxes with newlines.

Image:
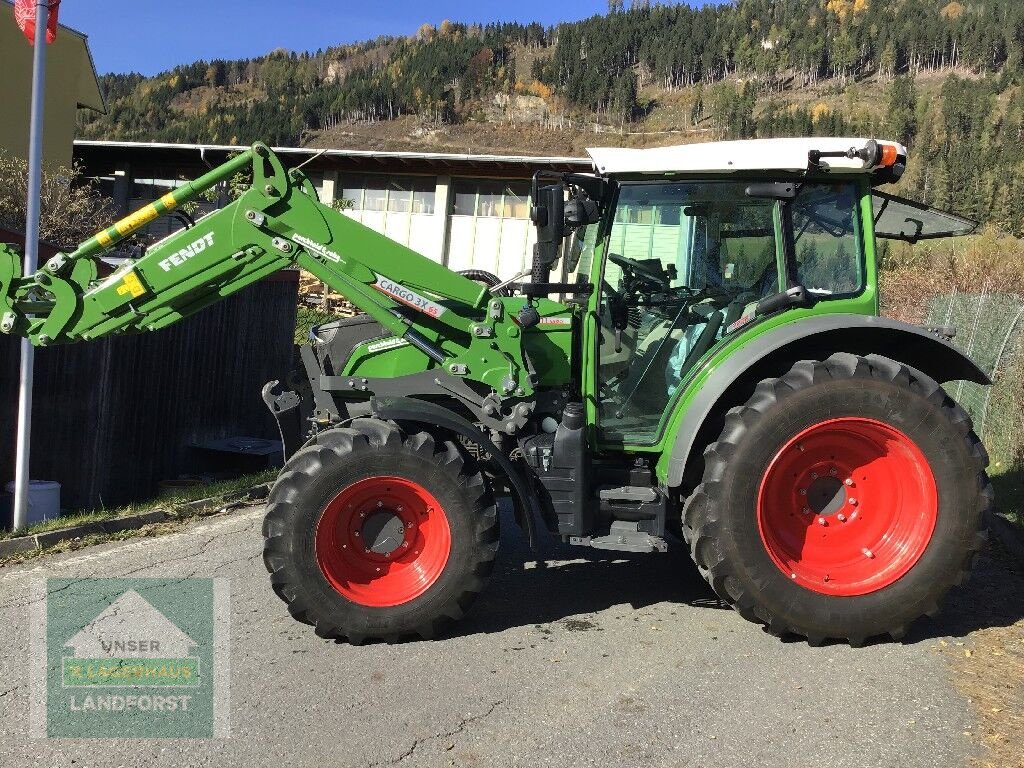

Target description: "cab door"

left=590, top=181, right=781, bottom=446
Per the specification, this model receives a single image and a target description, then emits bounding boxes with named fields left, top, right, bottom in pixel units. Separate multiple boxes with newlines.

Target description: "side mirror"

left=564, top=191, right=601, bottom=229
left=531, top=183, right=565, bottom=277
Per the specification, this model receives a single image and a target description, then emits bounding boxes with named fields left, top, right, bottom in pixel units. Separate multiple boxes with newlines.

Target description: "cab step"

left=569, top=520, right=668, bottom=554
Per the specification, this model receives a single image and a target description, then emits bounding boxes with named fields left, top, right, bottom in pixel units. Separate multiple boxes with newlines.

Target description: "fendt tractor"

left=1, top=137, right=992, bottom=645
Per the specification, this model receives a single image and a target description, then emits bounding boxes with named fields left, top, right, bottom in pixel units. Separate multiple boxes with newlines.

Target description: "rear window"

left=872, top=192, right=976, bottom=242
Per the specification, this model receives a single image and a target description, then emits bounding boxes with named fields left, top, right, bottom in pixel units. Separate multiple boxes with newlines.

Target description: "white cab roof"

left=587, top=137, right=906, bottom=176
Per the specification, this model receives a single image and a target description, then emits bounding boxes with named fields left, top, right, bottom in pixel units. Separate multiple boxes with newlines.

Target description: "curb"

left=0, top=483, right=271, bottom=560
left=987, top=509, right=1024, bottom=565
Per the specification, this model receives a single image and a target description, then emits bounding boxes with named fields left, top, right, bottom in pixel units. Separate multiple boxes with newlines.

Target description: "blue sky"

left=57, top=1, right=657, bottom=76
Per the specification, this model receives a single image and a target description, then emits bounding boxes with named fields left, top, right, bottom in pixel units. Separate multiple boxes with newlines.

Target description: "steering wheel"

left=608, top=253, right=670, bottom=290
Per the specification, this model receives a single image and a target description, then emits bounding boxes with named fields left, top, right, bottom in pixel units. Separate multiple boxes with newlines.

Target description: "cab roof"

left=587, top=137, right=906, bottom=179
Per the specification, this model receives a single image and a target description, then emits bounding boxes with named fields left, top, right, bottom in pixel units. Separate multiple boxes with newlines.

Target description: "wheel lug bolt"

left=818, top=517, right=827, bottom=526
left=849, top=498, right=858, bottom=505
left=359, top=512, right=366, bottom=518
left=790, top=573, right=797, bottom=579
left=799, top=488, right=807, bottom=496
left=845, top=478, right=854, bottom=486
left=354, top=531, right=360, bottom=537
left=837, top=513, right=847, bottom=522
left=802, top=507, right=810, bottom=514
left=862, top=548, right=875, bottom=559
left=811, top=472, right=818, bottom=480
left=375, top=567, right=381, bottom=573
left=377, top=501, right=383, bottom=508
left=829, top=468, right=838, bottom=476
left=403, top=542, right=410, bottom=548
left=406, top=522, right=414, bottom=529
left=397, top=505, right=403, bottom=512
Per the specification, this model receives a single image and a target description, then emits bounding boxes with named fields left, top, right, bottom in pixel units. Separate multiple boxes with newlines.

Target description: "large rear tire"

left=683, top=353, right=991, bottom=645
left=263, top=419, right=499, bottom=643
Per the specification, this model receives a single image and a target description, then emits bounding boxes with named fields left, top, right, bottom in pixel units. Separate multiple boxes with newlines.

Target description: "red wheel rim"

left=315, top=476, right=451, bottom=607
left=757, top=417, right=937, bottom=596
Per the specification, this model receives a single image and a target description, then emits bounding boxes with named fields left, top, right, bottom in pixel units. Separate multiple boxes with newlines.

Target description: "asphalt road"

left=0, top=503, right=1018, bottom=768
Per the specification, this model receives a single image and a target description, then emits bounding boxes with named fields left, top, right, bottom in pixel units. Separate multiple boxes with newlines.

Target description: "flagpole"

left=12, top=1, right=51, bottom=530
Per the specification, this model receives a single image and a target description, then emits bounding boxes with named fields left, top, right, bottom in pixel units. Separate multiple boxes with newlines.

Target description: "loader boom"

left=0, top=143, right=539, bottom=399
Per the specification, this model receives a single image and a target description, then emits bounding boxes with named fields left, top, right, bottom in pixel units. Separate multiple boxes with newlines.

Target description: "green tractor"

left=1, top=137, right=990, bottom=645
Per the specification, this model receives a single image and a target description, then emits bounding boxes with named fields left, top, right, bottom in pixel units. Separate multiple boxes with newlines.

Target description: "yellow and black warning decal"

left=115, top=270, right=146, bottom=299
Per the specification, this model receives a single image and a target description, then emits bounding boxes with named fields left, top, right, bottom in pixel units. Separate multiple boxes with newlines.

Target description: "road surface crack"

left=374, top=699, right=505, bottom=766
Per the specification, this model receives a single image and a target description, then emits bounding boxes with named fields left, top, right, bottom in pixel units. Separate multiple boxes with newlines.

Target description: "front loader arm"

left=0, top=143, right=537, bottom=399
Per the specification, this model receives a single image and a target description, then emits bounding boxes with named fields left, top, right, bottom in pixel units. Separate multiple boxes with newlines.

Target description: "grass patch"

left=991, top=464, right=1024, bottom=526
left=0, top=469, right=277, bottom=540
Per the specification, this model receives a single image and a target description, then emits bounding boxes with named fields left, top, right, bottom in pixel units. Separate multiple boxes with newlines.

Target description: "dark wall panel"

left=0, top=274, right=298, bottom=510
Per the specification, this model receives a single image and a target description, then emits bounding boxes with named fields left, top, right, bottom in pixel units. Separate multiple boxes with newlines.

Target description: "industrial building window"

left=131, top=177, right=182, bottom=201
left=339, top=175, right=435, bottom=214
left=451, top=180, right=531, bottom=219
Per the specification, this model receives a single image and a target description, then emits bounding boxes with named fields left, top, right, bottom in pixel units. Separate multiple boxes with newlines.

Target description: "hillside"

left=78, top=0, right=1024, bottom=234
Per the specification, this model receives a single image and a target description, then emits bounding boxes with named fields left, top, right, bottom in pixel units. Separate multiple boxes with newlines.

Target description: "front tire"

left=683, top=353, right=991, bottom=645
left=263, top=419, right=499, bottom=643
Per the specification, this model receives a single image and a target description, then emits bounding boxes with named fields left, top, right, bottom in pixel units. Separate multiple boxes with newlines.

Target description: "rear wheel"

left=263, top=419, right=498, bottom=643
left=683, top=353, right=990, bottom=645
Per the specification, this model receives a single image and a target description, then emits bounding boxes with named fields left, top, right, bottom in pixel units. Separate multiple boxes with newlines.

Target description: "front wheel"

left=683, top=353, right=991, bottom=645
left=263, top=419, right=499, bottom=643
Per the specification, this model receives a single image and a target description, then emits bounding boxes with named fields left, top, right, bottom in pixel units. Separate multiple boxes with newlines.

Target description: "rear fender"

left=666, top=314, right=990, bottom=488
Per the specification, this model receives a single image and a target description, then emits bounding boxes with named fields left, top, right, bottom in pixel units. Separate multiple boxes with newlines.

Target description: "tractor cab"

left=531, top=138, right=977, bottom=447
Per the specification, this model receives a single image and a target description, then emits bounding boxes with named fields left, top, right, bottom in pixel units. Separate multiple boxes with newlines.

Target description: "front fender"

left=666, top=314, right=990, bottom=488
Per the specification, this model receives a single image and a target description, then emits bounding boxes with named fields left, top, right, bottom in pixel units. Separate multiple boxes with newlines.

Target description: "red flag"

left=14, top=0, right=60, bottom=45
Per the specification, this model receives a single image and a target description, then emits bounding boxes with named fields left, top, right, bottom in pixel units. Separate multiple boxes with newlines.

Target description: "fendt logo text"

left=157, top=233, right=216, bottom=272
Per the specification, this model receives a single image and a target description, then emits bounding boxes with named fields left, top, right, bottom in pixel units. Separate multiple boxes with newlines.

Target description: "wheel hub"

left=362, top=511, right=407, bottom=555
left=805, top=475, right=846, bottom=516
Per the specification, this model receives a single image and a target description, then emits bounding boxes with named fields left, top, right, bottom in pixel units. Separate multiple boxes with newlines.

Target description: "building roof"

left=587, top=138, right=907, bottom=177
left=0, top=0, right=104, bottom=112
left=73, top=140, right=591, bottom=177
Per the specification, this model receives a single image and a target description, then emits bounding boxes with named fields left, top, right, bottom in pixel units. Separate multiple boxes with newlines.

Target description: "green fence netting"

left=928, top=292, right=1024, bottom=469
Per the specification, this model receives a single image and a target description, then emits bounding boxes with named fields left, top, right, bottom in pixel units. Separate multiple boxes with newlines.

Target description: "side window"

left=793, top=184, right=863, bottom=296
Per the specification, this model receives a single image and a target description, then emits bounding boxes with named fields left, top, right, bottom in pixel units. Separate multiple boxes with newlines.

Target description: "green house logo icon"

left=62, top=590, right=201, bottom=689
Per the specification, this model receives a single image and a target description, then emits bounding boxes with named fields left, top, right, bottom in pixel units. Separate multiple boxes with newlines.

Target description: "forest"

left=78, top=0, right=1024, bottom=233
